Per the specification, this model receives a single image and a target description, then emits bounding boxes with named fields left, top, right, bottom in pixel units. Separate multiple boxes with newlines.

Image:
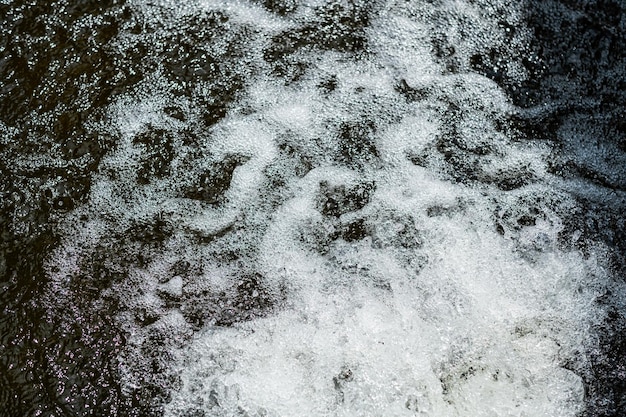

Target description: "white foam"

left=42, top=0, right=616, bottom=415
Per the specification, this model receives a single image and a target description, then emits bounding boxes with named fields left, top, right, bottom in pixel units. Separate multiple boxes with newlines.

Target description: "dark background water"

left=0, top=0, right=624, bottom=416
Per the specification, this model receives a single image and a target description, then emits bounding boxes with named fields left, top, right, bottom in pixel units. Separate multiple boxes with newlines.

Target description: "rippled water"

left=1, top=1, right=625, bottom=416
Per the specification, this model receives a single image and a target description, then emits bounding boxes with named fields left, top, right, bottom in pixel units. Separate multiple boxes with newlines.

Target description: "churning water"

left=1, top=0, right=625, bottom=416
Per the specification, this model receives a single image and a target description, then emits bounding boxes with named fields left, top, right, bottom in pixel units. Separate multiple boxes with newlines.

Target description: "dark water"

left=0, top=0, right=625, bottom=416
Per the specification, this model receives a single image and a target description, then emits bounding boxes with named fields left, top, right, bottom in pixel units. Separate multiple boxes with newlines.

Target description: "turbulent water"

left=1, top=0, right=625, bottom=416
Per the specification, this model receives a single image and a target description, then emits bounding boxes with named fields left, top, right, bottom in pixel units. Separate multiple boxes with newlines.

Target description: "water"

left=1, top=1, right=625, bottom=416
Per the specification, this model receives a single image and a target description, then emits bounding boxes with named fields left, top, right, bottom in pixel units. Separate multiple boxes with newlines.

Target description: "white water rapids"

left=40, top=1, right=622, bottom=416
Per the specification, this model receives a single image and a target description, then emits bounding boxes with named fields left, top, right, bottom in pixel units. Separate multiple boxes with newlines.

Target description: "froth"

left=41, top=0, right=618, bottom=415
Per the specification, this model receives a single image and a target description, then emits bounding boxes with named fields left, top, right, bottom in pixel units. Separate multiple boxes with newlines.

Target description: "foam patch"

left=37, top=0, right=623, bottom=415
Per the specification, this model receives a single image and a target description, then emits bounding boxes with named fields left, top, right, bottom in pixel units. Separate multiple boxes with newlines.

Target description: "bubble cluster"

left=1, top=0, right=623, bottom=416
